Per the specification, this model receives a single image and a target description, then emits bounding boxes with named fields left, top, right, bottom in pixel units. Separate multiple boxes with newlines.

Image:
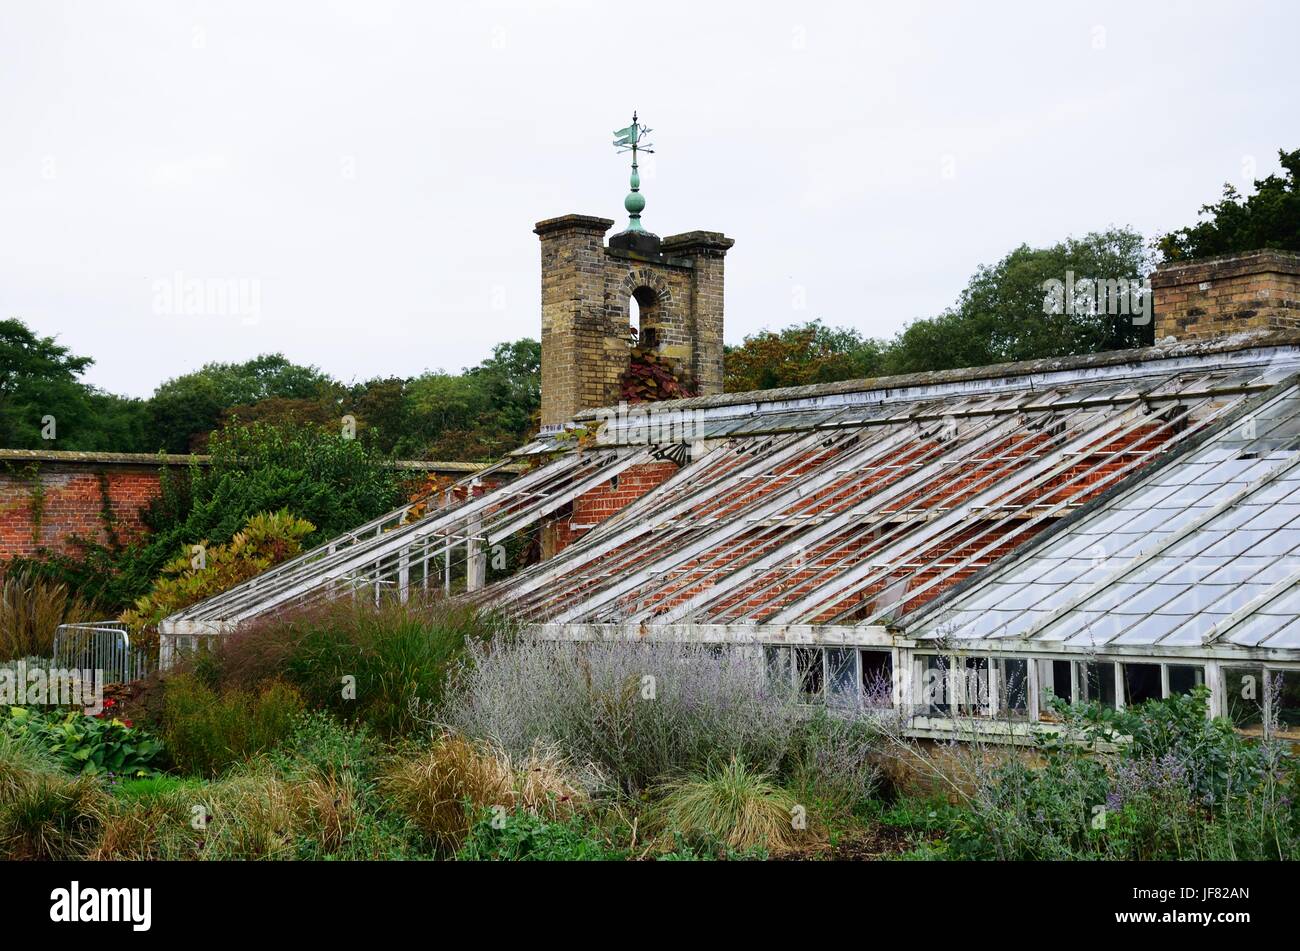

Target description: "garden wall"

left=0, top=450, right=512, bottom=568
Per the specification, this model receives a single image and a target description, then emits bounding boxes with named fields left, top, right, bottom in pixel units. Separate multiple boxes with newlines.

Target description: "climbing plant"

left=620, top=347, right=695, bottom=404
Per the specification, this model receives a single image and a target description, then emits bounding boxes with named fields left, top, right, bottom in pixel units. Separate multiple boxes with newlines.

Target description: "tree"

left=467, top=338, right=541, bottom=439
left=396, top=338, right=540, bottom=461
left=724, top=321, right=884, bottom=392
left=1158, top=148, right=1300, bottom=262
left=148, top=354, right=340, bottom=453
left=0, top=319, right=94, bottom=449
left=346, top=377, right=409, bottom=454
left=882, top=228, right=1152, bottom=375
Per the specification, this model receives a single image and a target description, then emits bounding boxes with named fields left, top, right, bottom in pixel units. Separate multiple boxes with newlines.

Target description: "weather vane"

left=613, top=112, right=654, bottom=233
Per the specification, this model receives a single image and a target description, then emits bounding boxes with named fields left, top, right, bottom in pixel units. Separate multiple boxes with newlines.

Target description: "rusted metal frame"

left=166, top=454, right=532, bottom=625
left=610, top=425, right=969, bottom=622
left=764, top=397, right=1185, bottom=625
left=488, top=431, right=826, bottom=610
left=209, top=449, right=626, bottom=627
left=178, top=450, right=595, bottom=623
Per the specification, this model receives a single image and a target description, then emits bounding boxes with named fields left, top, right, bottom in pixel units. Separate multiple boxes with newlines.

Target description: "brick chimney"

left=535, top=214, right=733, bottom=428
left=1150, top=249, right=1300, bottom=341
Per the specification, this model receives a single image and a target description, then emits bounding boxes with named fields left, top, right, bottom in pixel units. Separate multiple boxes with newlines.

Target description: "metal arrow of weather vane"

left=613, top=112, right=654, bottom=232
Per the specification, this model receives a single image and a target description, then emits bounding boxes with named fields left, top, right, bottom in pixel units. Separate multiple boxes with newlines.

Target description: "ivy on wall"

left=97, top=471, right=122, bottom=552
left=24, top=464, right=45, bottom=545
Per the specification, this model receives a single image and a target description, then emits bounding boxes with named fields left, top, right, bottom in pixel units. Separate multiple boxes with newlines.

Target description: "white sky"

left=2, top=0, right=1296, bottom=398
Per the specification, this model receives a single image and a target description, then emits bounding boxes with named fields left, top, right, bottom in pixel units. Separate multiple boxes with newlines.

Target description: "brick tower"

left=535, top=118, right=733, bottom=429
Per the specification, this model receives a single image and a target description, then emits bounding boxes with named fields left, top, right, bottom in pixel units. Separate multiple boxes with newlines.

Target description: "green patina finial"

left=612, top=112, right=654, bottom=233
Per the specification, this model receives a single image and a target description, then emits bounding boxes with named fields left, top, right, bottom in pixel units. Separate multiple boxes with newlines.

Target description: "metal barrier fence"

left=53, top=622, right=156, bottom=684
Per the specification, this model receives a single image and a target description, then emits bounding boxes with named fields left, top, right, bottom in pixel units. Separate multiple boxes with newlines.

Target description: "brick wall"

left=0, top=452, right=513, bottom=567
left=0, top=461, right=164, bottom=562
left=1151, top=249, right=1300, bottom=340
left=543, top=461, right=679, bottom=556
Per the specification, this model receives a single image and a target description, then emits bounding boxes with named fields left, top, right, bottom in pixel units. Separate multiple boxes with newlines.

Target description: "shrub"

left=94, top=762, right=376, bottom=861
left=457, top=806, right=625, bottom=861
left=441, top=638, right=881, bottom=795
left=0, top=706, right=165, bottom=779
left=191, top=767, right=314, bottom=860
left=379, top=733, right=589, bottom=855
left=90, top=779, right=198, bottom=861
left=94, top=717, right=416, bottom=862
left=787, top=708, right=884, bottom=814
left=119, top=509, right=315, bottom=639
left=162, top=674, right=305, bottom=777
left=268, top=712, right=419, bottom=860
left=0, top=730, right=61, bottom=804
left=0, top=568, right=94, bottom=659
left=648, top=758, right=809, bottom=856
left=207, top=599, right=500, bottom=736
left=946, top=692, right=1300, bottom=861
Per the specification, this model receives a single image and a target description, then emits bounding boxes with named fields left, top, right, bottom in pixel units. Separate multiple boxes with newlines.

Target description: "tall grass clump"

left=198, top=597, right=502, bottom=736
left=0, top=568, right=94, bottom=659
left=648, top=758, right=806, bottom=855
left=95, top=714, right=419, bottom=860
left=162, top=673, right=305, bottom=776
left=0, top=731, right=105, bottom=860
left=440, top=638, right=885, bottom=797
left=379, top=732, right=590, bottom=855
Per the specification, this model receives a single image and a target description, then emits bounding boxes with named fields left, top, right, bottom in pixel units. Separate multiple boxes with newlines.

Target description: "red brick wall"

left=547, top=461, right=679, bottom=555
left=0, top=457, right=518, bottom=568
left=0, top=464, right=162, bottom=562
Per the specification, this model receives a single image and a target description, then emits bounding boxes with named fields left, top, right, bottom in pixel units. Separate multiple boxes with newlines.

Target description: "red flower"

left=123, top=719, right=134, bottom=728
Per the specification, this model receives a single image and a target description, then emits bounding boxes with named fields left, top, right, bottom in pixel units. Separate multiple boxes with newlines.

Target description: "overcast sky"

left=2, top=0, right=1296, bottom=398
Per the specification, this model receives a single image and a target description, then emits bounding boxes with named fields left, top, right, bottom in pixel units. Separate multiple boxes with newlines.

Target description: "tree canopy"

left=724, top=227, right=1152, bottom=390
left=0, top=325, right=542, bottom=462
left=1158, top=148, right=1300, bottom=262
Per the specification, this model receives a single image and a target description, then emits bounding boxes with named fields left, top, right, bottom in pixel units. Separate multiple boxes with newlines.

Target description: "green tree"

left=1158, top=148, right=1300, bottom=262
left=347, top=376, right=409, bottom=454
left=882, top=228, right=1152, bottom=375
left=724, top=321, right=884, bottom=392
left=0, top=319, right=94, bottom=449
left=148, top=354, right=340, bottom=452
left=397, top=338, right=540, bottom=461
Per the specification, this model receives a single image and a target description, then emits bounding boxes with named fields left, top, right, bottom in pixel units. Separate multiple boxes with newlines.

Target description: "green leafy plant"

left=119, top=509, right=315, bottom=639
left=456, top=806, right=625, bottom=861
left=0, top=706, right=164, bottom=779
left=208, top=599, right=500, bottom=736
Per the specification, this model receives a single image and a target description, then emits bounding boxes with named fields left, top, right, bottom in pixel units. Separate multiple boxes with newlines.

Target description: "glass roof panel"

left=1111, top=583, right=1188, bottom=615
left=1256, top=585, right=1300, bottom=615
left=1202, top=556, right=1281, bottom=585
left=1258, top=617, right=1300, bottom=649
left=1062, top=614, right=1131, bottom=645
left=1113, top=613, right=1186, bottom=645
left=1221, top=612, right=1289, bottom=648
left=998, top=583, right=1060, bottom=611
